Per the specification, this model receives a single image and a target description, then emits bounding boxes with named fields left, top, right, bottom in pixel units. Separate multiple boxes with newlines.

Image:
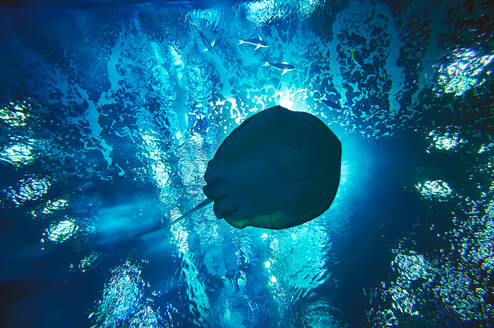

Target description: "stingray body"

left=133, top=105, right=341, bottom=239
left=203, top=105, right=341, bottom=229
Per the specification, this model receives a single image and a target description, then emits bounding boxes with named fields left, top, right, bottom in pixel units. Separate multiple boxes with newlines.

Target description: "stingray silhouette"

left=138, top=105, right=341, bottom=236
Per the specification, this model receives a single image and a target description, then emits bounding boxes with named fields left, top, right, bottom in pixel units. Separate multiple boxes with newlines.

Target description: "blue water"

left=0, top=0, right=493, bottom=327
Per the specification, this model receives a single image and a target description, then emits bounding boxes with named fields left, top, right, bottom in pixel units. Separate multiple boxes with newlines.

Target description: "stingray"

left=139, top=105, right=341, bottom=236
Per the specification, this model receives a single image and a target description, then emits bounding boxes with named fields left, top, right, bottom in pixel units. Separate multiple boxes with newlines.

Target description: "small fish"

left=263, top=61, right=295, bottom=76
left=191, top=22, right=216, bottom=53
left=238, top=36, right=268, bottom=50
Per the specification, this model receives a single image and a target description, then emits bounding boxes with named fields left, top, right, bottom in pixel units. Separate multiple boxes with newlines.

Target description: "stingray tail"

left=171, top=198, right=213, bottom=225
left=134, top=198, right=213, bottom=238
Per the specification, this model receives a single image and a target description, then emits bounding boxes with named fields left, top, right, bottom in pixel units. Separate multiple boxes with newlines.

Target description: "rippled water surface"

left=0, top=0, right=493, bottom=327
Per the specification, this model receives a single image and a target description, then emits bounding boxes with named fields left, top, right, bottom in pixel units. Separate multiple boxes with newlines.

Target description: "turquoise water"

left=0, top=0, right=493, bottom=327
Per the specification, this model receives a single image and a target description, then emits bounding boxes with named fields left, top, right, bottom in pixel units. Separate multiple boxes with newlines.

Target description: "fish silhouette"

left=201, top=105, right=341, bottom=229
left=139, top=105, right=341, bottom=233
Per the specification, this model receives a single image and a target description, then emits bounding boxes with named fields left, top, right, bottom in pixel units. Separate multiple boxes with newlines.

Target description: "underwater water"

left=0, top=0, right=493, bottom=327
